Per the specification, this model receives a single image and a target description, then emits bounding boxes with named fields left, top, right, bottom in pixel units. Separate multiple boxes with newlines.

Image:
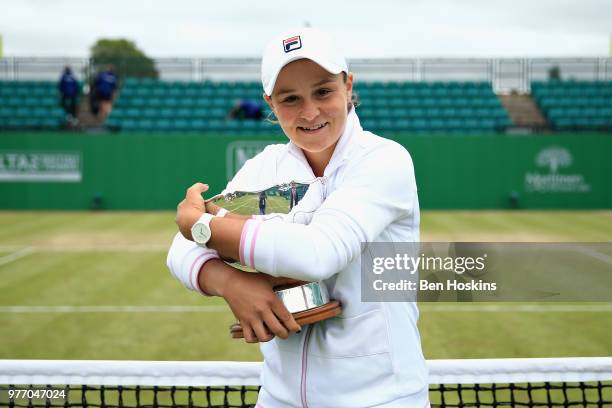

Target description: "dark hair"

left=342, top=72, right=360, bottom=110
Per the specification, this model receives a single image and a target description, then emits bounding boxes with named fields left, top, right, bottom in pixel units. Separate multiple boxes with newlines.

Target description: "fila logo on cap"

left=283, top=36, right=302, bottom=53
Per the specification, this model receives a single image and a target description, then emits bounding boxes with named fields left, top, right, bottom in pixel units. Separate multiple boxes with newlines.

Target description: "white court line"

left=0, top=244, right=167, bottom=253
left=419, top=304, right=612, bottom=312
left=576, top=245, right=612, bottom=266
left=0, top=305, right=229, bottom=313
left=0, top=304, right=610, bottom=313
left=0, top=247, right=34, bottom=267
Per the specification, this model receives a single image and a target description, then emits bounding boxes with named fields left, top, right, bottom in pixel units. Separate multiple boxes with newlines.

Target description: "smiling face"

left=264, top=59, right=353, bottom=173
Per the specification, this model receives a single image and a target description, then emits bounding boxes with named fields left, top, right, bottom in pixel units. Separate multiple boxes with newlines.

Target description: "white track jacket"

left=167, top=109, right=429, bottom=408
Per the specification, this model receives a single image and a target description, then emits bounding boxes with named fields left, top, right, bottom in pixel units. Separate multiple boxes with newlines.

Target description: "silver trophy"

left=207, top=180, right=342, bottom=339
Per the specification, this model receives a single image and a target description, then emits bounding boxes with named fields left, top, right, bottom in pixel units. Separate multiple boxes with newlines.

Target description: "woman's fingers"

left=186, top=182, right=209, bottom=201
left=241, top=322, right=257, bottom=344
left=251, top=320, right=274, bottom=343
left=271, top=298, right=301, bottom=333
left=262, top=309, right=289, bottom=340
left=176, top=182, right=210, bottom=239
left=223, top=270, right=302, bottom=343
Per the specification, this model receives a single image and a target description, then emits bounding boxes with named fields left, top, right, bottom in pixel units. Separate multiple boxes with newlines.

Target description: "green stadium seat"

left=31, top=107, right=48, bottom=118
left=155, top=107, right=173, bottom=118
left=429, top=119, right=445, bottom=131
left=186, top=119, right=205, bottom=131
left=209, top=108, right=226, bottom=118
left=496, top=117, right=512, bottom=128
left=411, top=119, right=427, bottom=131
left=375, top=108, right=392, bottom=119
left=355, top=88, right=373, bottom=98
left=392, top=108, right=409, bottom=118
left=212, top=98, right=230, bottom=108
left=0, top=106, right=15, bottom=117
left=185, top=97, right=201, bottom=107
left=155, top=119, right=173, bottom=131
left=191, top=107, right=210, bottom=118
left=193, top=97, right=212, bottom=107
left=423, top=98, right=439, bottom=108
left=394, top=119, right=411, bottom=130
left=370, top=88, right=388, bottom=98
left=356, top=107, right=375, bottom=118
left=481, top=118, right=496, bottom=130
left=407, top=108, right=425, bottom=118
left=361, top=119, right=378, bottom=130
left=401, top=88, right=418, bottom=97
left=171, top=108, right=189, bottom=118
left=160, top=97, right=177, bottom=107
left=207, top=119, right=225, bottom=132
left=425, top=108, right=441, bottom=118
left=137, top=119, right=156, bottom=131
left=183, top=88, right=200, bottom=98
left=432, top=88, right=450, bottom=97
left=388, top=98, right=404, bottom=108
left=373, top=98, right=390, bottom=107
left=385, top=88, right=403, bottom=98
left=151, top=88, right=168, bottom=97
left=224, top=121, right=241, bottom=132
left=15, top=107, right=32, bottom=117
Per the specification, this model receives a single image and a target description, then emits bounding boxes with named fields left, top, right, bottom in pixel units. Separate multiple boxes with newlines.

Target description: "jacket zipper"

left=319, top=176, right=328, bottom=199
left=300, top=325, right=314, bottom=408
left=300, top=176, right=327, bottom=407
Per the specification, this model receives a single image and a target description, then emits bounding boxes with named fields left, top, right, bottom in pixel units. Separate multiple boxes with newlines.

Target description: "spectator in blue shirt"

left=58, top=66, right=80, bottom=124
left=92, top=65, right=118, bottom=118
left=227, top=99, right=263, bottom=120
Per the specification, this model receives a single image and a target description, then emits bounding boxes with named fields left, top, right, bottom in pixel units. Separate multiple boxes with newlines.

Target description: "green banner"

left=0, top=132, right=610, bottom=210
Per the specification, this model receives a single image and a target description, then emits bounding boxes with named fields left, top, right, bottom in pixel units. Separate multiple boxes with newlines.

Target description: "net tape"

left=0, top=358, right=610, bottom=408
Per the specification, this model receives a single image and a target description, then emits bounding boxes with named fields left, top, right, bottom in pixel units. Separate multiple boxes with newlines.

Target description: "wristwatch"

left=191, top=213, right=215, bottom=246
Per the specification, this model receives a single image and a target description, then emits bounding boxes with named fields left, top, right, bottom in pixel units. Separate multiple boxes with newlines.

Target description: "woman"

left=167, top=28, right=429, bottom=407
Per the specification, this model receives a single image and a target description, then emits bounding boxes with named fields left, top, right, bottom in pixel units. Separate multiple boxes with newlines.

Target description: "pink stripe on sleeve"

left=249, top=220, right=264, bottom=269
left=239, top=219, right=253, bottom=266
left=190, top=252, right=219, bottom=296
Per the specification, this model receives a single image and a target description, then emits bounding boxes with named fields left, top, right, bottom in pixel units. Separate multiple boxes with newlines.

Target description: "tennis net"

left=0, top=358, right=610, bottom=407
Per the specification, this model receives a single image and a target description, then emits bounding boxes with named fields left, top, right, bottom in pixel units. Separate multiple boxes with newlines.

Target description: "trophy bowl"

left=208, top=180, right=342, bottom=339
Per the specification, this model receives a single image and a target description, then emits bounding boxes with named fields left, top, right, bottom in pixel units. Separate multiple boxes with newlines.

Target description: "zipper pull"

left=319, top=176, right=328, bottom=199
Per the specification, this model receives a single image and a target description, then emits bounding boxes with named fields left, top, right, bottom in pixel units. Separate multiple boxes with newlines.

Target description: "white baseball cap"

left=261, top=28, right=348, bottom=96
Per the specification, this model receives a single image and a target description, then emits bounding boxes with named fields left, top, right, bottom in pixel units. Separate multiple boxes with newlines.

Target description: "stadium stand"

left=355, top=81, right=511, bottom=134
left=106, top=79, right=512, bottom=134
left=532, top=80, right=612, bottom=131
left=0, top=80, right=76, bottom=129
left=106, top=79, right=281, bottom=134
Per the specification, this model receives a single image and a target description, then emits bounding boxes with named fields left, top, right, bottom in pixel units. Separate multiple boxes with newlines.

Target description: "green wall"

left=1, top=132, right=610, bottom=210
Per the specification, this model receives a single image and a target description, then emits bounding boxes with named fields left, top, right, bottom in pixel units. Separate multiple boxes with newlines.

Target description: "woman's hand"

left=222, top=271, right=302, bottom=343
left=264, top=276, right=308, bottom=290
left=176, top=182, right=209, bottom=240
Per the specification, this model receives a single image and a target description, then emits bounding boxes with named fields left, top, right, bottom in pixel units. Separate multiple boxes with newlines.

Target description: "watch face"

left=193, top=223, right=211, bottom=245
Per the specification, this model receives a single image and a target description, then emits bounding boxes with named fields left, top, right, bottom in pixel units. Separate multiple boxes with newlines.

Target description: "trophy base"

left=229, top=300, right=342, bottom=339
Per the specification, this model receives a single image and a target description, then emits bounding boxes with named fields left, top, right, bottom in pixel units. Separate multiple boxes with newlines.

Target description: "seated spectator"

left=58, top=66, right=80, bottom=125
left=227, top=99, right=263, bottom=120
left=92, top=65, right=118, bottom=119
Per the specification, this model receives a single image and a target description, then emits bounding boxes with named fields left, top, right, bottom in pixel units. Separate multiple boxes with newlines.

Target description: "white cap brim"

left=261, top=28, right=348, bottom=96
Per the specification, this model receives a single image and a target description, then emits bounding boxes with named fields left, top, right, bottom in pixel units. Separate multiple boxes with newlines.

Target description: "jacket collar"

left=286, top=107, right=362, bottom=177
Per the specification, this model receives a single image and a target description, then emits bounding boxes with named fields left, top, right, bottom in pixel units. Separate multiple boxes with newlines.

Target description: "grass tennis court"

left=0, top=210, right=610, bottom=361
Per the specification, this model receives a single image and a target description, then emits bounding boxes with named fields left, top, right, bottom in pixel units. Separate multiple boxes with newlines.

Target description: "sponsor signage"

left=524, top=146, right=590, bottom=193
left=0, top=151, right=82, bottom=182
